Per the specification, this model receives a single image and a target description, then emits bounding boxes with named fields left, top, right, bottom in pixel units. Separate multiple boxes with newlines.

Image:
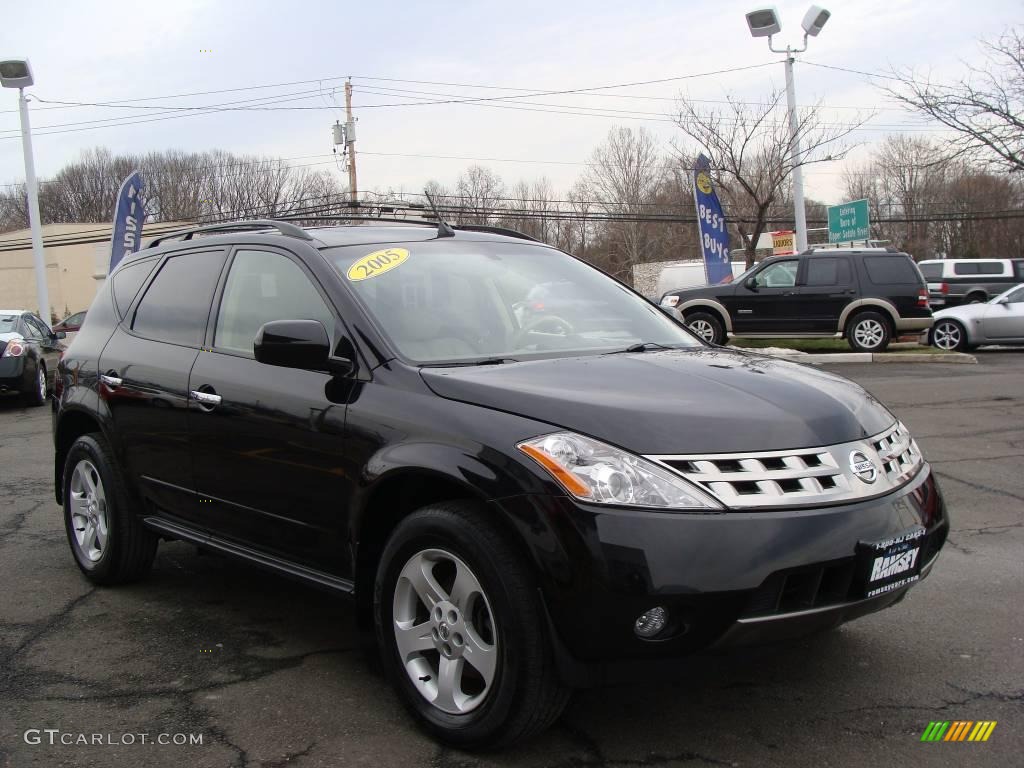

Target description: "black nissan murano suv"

left=53, top=219, right=948, bottom=748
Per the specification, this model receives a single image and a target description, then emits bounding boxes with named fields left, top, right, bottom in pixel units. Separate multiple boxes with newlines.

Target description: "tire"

left=25, top=361, right=46, bottom=407
left=62, top=433, right=158, bottom=585
left=846, top=311, right=891, bottom=353
left=686, top=311, right=726, bottom=345
left=931, top=319, right=969, bottom=352
left=374, top=501, right=570, bottom=749
left=965, top=293, right=987, bottom=305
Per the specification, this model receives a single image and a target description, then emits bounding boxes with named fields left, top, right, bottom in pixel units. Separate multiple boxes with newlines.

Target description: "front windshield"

left=0, top=315, right=18, bottom=334
left=329, top=240, right=703, bottom=364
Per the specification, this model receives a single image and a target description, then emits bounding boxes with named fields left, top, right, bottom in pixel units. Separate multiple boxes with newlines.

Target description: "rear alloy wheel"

left=26, top=362, right=46, bottom=407
left=847, top=311, right=891, bottom=353
left=932, top=319, right=968, bottom=352
left=63, top=433, right=158, bottom=584
left=686, top=311, right=726, bottom=345
left=375, top=501, right=569, bottom=749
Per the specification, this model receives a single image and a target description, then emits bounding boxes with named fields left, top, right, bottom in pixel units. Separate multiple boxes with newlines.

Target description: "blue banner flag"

left=692, top=155, right=732, bottom=284
left=109, top=171, right=145, bottom=273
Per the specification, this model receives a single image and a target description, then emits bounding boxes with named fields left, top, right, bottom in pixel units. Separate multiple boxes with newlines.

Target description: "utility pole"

left=17, top=88, right=49, bottom=321
left=344, top=79, right=358, bottom=204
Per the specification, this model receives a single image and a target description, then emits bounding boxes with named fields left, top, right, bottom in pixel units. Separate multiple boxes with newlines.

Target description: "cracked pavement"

left=1, top=353, right=1021, bottom=767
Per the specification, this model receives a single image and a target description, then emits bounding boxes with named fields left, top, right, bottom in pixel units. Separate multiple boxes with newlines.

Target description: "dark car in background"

left=52, top=220, right=947, bottom=748
left=918, top=258, right=1024, bottom=308
left=660, top=248, right=933, bottom=352
left=0, top=309, right=64, bottom=406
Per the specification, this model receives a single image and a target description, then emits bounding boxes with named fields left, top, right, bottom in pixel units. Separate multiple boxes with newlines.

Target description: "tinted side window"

left=864, top=256, right=920, bottom=285
left=754, top=260, right=798, bottom=288
left=132, top=251, right=226, bottom=346
left=29, top=316, right=52, bottom=337
left=975, top=261, right=1004, bottom=275
left=214, top=250, right=334, bottom=355
left=22, top=317, right=44, bottom=339
left=112, top=258, right=159, bottom=318
left=805, top=257, right=852, bottom=286
left=919, top=263, right=943, bottom=280
left=953, top=262, right=978, bottom=275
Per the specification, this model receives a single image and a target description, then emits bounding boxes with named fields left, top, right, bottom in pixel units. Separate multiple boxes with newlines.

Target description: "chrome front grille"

left=647, top=422, right=924, bottom=510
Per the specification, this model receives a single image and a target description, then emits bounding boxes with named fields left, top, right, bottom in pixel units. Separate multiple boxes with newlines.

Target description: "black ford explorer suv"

left=660, top=248, right=933, bottom=352
left=53, top=220, right=948, bottom=748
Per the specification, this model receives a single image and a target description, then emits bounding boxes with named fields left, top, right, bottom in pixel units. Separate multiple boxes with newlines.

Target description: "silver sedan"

left=929, top=284, right=1024, bottom=351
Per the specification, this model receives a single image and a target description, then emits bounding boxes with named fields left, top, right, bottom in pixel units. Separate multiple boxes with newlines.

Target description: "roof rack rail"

left=147, top=219, right=313, bottom=248
left=276, top=215, right=541, bottom=242
left=277, top=215, right=439, bottom=228
left=452, top=224, right=540, bottom=243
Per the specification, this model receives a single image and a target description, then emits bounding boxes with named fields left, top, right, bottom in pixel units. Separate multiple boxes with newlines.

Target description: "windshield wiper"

left=605, top=342, right=677, bottom=355
left=424, top=357, right=521, bottom=368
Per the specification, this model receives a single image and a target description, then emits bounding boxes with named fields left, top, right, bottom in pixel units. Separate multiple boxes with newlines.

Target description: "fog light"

left=634, top=606, right=667, bottom=638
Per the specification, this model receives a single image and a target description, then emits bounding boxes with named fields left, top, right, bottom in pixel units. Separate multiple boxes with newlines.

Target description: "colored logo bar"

left=921, top=721, right=997, bottom=742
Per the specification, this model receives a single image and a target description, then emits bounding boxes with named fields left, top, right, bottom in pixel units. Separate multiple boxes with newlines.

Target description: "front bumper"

left=496, top=466, right=947, bottom=685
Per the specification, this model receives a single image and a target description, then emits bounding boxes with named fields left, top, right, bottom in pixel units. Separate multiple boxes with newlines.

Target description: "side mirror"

left=254, top=320, right=353, bottom=375
left=53, top=331, right=66, bottom=340
left=744, top=277, right=758, bottom=292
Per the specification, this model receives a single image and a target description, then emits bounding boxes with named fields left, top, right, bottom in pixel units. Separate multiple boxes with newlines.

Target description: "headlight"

left=660, top=295, right=680, bottom=307
left=518, top=432, right=722, bottom=511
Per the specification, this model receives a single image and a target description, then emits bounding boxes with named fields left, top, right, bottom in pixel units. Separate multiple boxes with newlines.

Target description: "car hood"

left=664, top=284, right=731, bottom=300
left=0, top=332, right=22, bottom=343
left=419, top=348, right=895, bottom=454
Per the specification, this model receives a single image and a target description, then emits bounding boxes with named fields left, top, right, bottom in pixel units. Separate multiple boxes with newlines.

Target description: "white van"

left=656, top=261, right=748, bottom=298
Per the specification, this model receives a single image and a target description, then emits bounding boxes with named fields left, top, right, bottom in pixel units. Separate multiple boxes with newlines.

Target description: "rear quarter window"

left=863, top=256, right=922, bottom=285
left=111, top=258, right=158, bottom=318
left=918, top=263, right=943, bottom=280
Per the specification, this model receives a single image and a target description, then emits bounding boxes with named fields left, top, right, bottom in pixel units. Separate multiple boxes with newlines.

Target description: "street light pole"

left=746, top=6, right=832, bottom=255
left=782, top=50, right=808, bottom=253
left=17, top=87, right=50, bottom=322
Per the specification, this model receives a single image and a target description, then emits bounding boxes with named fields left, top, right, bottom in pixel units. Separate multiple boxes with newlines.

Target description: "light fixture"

left=801, top=5, right=831, bottom=36
left=634, top=607, right=668, bottom=639
left=745, top=7, right=781, bottom=38
left=0, top=58, right=34, bottom=89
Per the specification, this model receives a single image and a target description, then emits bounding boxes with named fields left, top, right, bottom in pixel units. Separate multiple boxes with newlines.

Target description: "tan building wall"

left=0, top=222, right=187, bottom=322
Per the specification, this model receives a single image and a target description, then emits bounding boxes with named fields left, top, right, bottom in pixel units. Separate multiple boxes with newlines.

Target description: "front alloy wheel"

left=393, top=548, right=498, bottom=714
left=375, top=501, right=569, bottom=748
left=932, top=319, right=967, bottom=351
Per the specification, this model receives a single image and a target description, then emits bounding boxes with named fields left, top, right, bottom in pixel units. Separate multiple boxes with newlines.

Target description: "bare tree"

left=885, top=27, right=1023, bottom=173
left=585, top=127, right=667, bottom=280
left=454, top=165, right=505, bottom=224
left=673, top=89, right=868, bottom=267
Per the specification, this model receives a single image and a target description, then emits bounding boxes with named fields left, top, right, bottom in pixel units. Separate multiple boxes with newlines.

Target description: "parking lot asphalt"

left=1, top=353, right=1021, bottom=768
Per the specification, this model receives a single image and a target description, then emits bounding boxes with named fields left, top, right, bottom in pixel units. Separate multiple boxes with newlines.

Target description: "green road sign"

left=828, top=199, right=870, bottom=243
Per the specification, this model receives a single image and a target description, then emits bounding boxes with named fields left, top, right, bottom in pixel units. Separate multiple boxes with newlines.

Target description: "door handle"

left=99, top=374, right=122, bottom=388
left=190, top=390, right=222, bottom=407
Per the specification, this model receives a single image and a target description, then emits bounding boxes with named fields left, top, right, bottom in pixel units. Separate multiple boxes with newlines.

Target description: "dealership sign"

left=828, top=198, right=870, bottom=243
left=771, top=230, right=795, bottom=256
left=109, top=171, right=145, bottom=273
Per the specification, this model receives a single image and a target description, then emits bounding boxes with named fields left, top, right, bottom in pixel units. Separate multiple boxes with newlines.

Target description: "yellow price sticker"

left=346, top=248, right=410, bottom=281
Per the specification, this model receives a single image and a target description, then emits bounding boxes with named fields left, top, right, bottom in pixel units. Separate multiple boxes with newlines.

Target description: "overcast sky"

left=0, top=0, right=1018, bottom=207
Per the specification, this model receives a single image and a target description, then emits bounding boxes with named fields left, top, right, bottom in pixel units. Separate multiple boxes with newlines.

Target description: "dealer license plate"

left=857, top=527, right=926, bottom=599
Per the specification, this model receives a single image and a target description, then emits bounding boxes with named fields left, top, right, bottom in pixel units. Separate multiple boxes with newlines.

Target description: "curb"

left=752, top=350, right=977, bottom=364
left=872, top=352, right=977, bottom=364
